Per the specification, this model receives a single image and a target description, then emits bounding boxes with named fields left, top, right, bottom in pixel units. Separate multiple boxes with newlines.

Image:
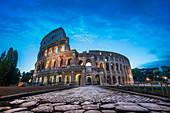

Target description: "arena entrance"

left=49, top=75, right=54, bottom=85
left=86, top=75, right=92, bottom=85
left=56, top=75, right=62, bottom=84
left=95, top=75, right=101, bottom=85
left=75, top=74, right=81, bottom=85
left=65, top=74, right=71, bottom=84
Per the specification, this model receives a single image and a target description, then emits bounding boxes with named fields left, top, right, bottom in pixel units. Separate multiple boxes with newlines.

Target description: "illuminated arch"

left=65, top=74, right=71, bottom=84
left=100, top=61, right=104, bottom=69
left=66, top=57, right=72, bottom=66
left=75, top=74, right=81, bottom=85
left=44, top=50, right=47, bottom=56
left=58, top=58, right=63, bottom=67
left=56, top=75, right=62, bottom=84
left=79, top=60, right=83, bottom=66
left=85, top=59, right=92, bottom=66
left=45, top=61, right=50, bottom=69
left=86, top=75, right=92, bottom=85
left=111, top=62, right=114, bottom=71
left=48, top=48, right=52, bottom=54
left=96, top=62, right=99, bottom=67
left=54, top=46, right=58, bottom=53
left=51, top=59, right=56, bottom=68
left=60, top=44, right=65, bottom=52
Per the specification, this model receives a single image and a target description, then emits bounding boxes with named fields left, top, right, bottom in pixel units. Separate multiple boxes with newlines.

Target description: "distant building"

left=32, top=27, right=134, bottom=86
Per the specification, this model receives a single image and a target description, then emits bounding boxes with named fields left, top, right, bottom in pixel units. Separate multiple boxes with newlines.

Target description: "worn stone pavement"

left=1, top=86, right=170, bottom=113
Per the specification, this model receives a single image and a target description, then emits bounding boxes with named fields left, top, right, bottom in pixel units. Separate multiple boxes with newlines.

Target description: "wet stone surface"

left=1, top=86, right=170, bottom=113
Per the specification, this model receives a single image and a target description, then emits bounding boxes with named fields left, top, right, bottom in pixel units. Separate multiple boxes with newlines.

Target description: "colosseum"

left=32, top=27, right=134, bottom=86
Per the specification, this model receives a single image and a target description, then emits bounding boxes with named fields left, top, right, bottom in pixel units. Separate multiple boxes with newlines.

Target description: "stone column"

left=63, top=56, right=66, bottom=66
left=41, top=76, right=44, bottom=85
left=61, top=72, right=65, bottom=85
left=53, top=75, right=56, bottom=84
left=71, top=71, right=75, bottom=85
left=120, top=76, right=123, bottom=85
left=71, top=53, right=76, bottom=66
left=115, top=76, right=119, bottom=85
left=114, top=63, right=117, bottom=74
left=58, top=44, right=61, bottom=52
left=81, top=70, right=85, bottom=86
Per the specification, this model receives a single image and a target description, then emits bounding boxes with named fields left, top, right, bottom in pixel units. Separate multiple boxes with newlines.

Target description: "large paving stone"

left=157, top=102, right=170, bottom=106
left=0, top=106, right=11, bottom=111
left=10, top=99, right=26, bottom=104
left=101, top=110, right=116, bottom=113
left=3, top=107, right=27, bottom=113
left=52, top=103, right=66, bottom=106
left=54, top=105, right=82, bottom=111
left=139, top=103, right=170, bottom=111
left=100, top=104, right=115, bottom=109
left=81, top=101, right=93, bottom=105
left=83, top=104, right=99, bottom=110
left=31, top=106, right=53, bottom=112
left=14, top=111, right=34, bottom=113
left=20, top=101, right=37, bottom=107
left=115, top=105, right=149, bottom=112
left=84, top=110, right=102, bottom=113
left=115, top=102, right=137, bottom=106
left=64, top=109, right=85, bottom=113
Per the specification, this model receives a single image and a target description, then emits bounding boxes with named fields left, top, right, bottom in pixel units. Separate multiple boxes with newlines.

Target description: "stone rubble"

left=1, top=87, right=170, bottom=113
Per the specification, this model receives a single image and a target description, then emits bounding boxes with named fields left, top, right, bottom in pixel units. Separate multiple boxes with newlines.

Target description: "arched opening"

left=48, top=48, right=52, bottom=54
left=60, top=44, right=65, bottom=52
left=123, top=76, right=126, bottom=85
left=105, top=57, right=109, bottom=62
left=79, top=60, right=83, bottom=66
left=85, top=59, right=92, bottom=66
left=41, top=62, right=45, bottom=70
left=51, top=59, right=56, bottom=68
left=95, top=75, right=100, bottom=85
left=44, top=50, right=47, bottom=56
left=100, top=61, right=104, bottom=69
left=107, top=75, right=111, bottom=84
left=106, top=63, right=109, bottom=71
left=58, top=58, right=63, bottom=67
left=118, top=76, right=121, bottom=84
left=86, top=75, right=92, bottom=85
left=45, top=61, right=50, bottom=69
left=111, top=62, right=114, bottom=71
left=43, top=76, right=47, bottom=84
left=120, top=64, right=123, bottom=73
left=116, top=63, right=119, bottom=72
left=65, top=75, right=71, bottom=84
left=49, top=75, right=54, bottom=85
left=96, top=62, right=99, bottom=67
left=113, top=76, right=116, bottom=84
left=75, top=74, right=81, bottom=85
left=54, top=46, right=58, bottom=53
left=56, top=75, right=62, bottom=84
left=66, top=57, right=72, bottom=66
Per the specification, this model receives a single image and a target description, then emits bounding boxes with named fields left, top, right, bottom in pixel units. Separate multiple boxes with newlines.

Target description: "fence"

left=112, top=82, right=170, bottom=98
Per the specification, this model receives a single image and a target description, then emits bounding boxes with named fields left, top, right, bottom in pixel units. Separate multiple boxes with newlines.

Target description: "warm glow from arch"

left=48, top=48, right=52, bottom=54
left=66, top=57, right=72, bottom=66
left=100, top=61, right=104, bottom=69
left=54, top=46, right=58, bottom=53
left=86, top=59, right=92, bottom=66
left=51, top=59, right=56, bottom=68
left=60, top=44, right=65, bottom=52
left=75, top=74, right=81, bottom=85
left=45, top=61, right=50, bottom=69
left=44, top=50, right=47, bottom=56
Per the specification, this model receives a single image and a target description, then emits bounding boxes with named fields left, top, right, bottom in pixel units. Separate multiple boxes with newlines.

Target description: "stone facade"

left=32, top=27, right=134, bottom=86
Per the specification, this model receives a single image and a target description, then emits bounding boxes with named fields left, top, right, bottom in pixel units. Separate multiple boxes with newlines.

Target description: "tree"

left=0, top=47, right=19, bottom=86
left=132, top=68, right=143, bottom=82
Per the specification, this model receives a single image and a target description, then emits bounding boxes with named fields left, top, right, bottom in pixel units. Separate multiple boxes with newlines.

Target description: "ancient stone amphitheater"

left=32, top=27, right=134, bottom=86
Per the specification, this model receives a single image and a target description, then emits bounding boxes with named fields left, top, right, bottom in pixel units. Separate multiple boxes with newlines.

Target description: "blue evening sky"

left=0, top=0, right=170, bottom=72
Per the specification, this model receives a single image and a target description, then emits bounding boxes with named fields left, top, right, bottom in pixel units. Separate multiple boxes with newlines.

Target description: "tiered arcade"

left=32, top=27, right=134, bottom=86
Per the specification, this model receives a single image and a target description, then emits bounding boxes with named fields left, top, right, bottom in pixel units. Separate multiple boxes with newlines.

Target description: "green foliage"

left=0, top=47, right=20, bottom=86
left=132, top=68, right=143, bottom=82
left=153, top=69, right=161, bottom=76
left=21, top=70, right=34, bottom=83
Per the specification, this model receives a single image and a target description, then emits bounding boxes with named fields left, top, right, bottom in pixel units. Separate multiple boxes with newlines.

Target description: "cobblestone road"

left=1, top=86, right=170, bottom=113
